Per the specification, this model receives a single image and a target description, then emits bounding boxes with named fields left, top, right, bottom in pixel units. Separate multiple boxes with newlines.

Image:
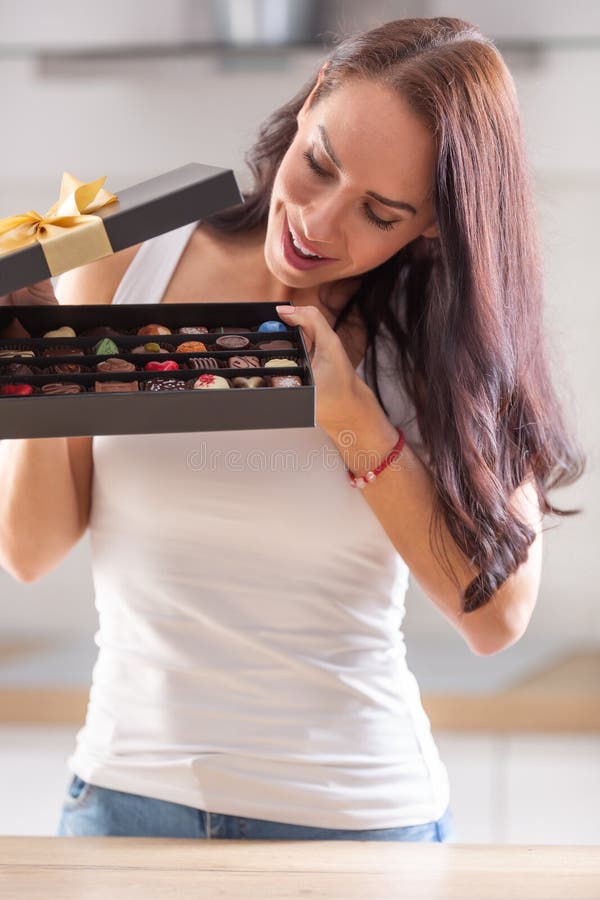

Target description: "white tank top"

left=67, top=222, right=450, bottom=828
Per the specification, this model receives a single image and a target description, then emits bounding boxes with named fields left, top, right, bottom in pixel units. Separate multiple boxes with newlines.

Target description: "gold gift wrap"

left=0, top=173, right=118, bottom=277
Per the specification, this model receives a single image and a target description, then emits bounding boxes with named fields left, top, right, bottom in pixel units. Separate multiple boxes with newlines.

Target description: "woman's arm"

left=276, top=304, right=543, bottom=657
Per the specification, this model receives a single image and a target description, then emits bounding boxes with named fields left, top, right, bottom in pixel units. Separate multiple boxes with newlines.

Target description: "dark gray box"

left=0, top=302, right=315, bottom=438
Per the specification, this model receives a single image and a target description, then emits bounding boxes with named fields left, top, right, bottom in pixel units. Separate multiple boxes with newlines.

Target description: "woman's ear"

left=297, top=62, right=330, bottom=124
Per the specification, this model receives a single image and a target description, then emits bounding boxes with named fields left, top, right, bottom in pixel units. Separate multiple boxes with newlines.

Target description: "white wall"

left=0, top=24, right=597, bottom=648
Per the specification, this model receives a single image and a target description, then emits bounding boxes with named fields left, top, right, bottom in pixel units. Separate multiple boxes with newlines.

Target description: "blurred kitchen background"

left=0, top=0, right=598, bottom=843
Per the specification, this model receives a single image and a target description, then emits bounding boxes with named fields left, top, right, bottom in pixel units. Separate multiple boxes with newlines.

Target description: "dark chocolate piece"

left=144, top=377, right=187, bottom=392
left=187, top=357, right=220, bottom=370
left=51, top=362, right=82, bottom=375
left=2, top=363, right=34, bottom=377
left=227, top=355, right=260, bottom=368
left=215, top=335, right=250, bottom=350
left=0, top=317, right=31, bottom=340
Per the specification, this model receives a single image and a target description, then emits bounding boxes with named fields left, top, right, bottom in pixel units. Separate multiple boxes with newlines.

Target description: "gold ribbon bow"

left=0, top=172, right=118, bottom=276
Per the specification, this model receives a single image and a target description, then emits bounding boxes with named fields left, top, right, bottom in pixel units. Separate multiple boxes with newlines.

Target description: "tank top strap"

left=112, top=221, right=199, bottom=305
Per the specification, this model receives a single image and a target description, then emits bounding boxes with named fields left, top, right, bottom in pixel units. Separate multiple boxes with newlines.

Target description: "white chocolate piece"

left=192, top=374, right=230, bottom=390
left=43, top=326, right=76, bottom=339
left=263, top=358, right=298, bottom=368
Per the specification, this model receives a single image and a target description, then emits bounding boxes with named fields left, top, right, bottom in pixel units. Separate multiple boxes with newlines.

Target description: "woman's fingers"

left=276, top=304, right=336, bottom=356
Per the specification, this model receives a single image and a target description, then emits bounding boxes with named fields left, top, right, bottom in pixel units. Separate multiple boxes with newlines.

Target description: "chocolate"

left=192, top=374, right=230, bottom=390
left=178, top=326, right=208, bottom=335
left=144, top=377, right=187, bottom=392
left=215, top=335, right=250, bottom=350
left=232, top=376, right=266, bottom=389
left=42, top=346, right=83, bottom=357
left=270, top=374, right=302, bottom=387
left=144, top=360, right=179, bottom=372
left=80, top=325, right=122, bottom=337
left=257, top=320, right=287, bottom=333
left=96, top=358, right=136, bottom=374
left=0, top=383, right=34, bottom=396
left=130, top=342, right=171, bottom=354
left=264, top=358, right=298, bottom=368
left=176, top=341, right=207, bottom=353
left=51, top=362, right=83, bottom=375
left=187, top=357, right=220, bottom=370
left=93, top=338, right=120, bottom=356
left=94, top=380, right=139, bottom=393
left=227, top=355, right=260, bottom=368
left=0, top=317, right=31, bottom=340
left=0, top=349, right=35, bottom=358
left=2, top=363, right=34, bottom=377
left=137, top=324, right=172, bottom=336
left=43, top=326, right=76, bottom=339
left=257, top=339, right=294, bottom=350
left=41, top=382, right=83, bottom=394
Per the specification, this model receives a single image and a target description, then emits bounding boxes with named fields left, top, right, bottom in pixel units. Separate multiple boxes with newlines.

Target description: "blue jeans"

left=56, top=774, right=456, bottom=841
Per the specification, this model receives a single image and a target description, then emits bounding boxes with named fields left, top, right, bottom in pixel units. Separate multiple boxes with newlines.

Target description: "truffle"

left=96, top=358, right=136, bottom=374
left=192, top=374, right=230, bottom=390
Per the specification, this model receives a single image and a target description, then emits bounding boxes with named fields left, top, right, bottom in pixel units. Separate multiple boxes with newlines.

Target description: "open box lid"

left=0, top=163, right=243, bottom=296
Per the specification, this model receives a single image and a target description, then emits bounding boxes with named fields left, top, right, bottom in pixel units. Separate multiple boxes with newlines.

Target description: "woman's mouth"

left=281, top=215, right=336, bottom=271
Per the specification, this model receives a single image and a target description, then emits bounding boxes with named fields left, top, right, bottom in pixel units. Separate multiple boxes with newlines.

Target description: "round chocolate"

left=264, top=358, right=298, bottom=368
left=227, top=355, right=260, bottom=369
left=215, top=335, right=250, bottom=350
left=41, top=382, right=83, bottom=394
left=258, top=320, right=287, bottom=333
left=96, top=358, right=136, bottom=373
left=192, top=374, right=230, bottom=390
left=178, top=326, right=208, bottom=335
left=137, top=324, right=172, bottom=336
left=130, top=343, right=172, bottom=354
left=144, top=377, right=187, bottom=392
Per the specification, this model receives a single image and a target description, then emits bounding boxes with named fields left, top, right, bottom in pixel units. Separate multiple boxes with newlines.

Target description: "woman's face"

left=264, top=77, right=439, bottom=290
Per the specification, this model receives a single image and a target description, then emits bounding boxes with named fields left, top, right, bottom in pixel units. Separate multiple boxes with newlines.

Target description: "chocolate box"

left=0, top=163, right=243, bottom=296
left=0, top=302, right=315, bottom=438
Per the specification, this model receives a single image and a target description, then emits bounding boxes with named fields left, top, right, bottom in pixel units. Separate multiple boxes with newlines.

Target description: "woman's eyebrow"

left=318, top=124, right=418, bottom=216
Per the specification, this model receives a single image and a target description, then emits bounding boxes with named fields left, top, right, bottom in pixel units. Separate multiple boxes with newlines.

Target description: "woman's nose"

left=300, top=194, right=346, bottom=246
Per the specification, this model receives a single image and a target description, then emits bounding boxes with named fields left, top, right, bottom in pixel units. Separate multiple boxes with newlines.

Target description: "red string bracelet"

left=347, top=427, right=405, bottom=489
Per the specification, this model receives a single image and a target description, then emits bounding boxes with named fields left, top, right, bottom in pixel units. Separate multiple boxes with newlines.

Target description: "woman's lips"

left=281, top=214, right=336, bottom=271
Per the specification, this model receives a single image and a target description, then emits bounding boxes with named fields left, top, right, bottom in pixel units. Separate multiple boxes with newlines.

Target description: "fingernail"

left=275, top=305, right=295, bottom=314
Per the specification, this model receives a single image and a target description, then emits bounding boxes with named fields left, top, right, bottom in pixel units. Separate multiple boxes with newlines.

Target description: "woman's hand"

left=0, top=279, right=58, bottom=306
left=276, top=303, right=377, bottom=437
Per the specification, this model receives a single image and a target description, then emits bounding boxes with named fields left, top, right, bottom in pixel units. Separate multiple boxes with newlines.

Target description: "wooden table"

left=1, top=837, right=598, bottom=899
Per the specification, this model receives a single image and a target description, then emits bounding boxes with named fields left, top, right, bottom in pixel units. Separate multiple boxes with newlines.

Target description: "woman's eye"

left=302, top=148, right=398, bottom=232
left=302, top=149, right=328, bottom=177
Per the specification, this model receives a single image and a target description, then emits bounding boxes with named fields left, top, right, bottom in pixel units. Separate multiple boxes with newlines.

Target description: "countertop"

left=1, top=837, right=599, bottom=899
left=0, top=636, right=599, bottom=731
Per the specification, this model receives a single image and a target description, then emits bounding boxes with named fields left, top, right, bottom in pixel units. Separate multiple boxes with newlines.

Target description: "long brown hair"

left=207, top=17, right=586, bottom=614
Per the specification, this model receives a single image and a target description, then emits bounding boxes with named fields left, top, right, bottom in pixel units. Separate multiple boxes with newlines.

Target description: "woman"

left=0, top=17, right=585, bottom=840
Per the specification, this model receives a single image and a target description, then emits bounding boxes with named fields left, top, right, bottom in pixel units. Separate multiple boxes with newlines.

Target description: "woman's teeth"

left=290, top=229, right=322, bottom=259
